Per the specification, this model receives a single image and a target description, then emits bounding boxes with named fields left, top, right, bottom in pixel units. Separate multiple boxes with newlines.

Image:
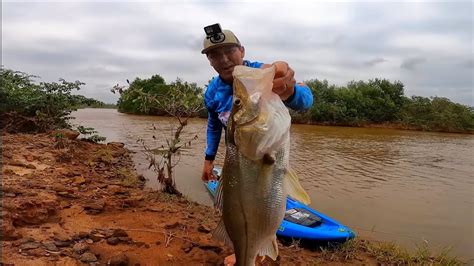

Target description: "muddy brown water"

left=72, top=108, right=473, bottom=261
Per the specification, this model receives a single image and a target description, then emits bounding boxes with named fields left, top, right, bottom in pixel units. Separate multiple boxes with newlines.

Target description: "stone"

left=107, top=237, right=120, bottom=245
left=89, top=234, right=105, bottom=242
left=118, top=237, right=131, bottom=243
left=79, top=252, right=98, bottom=263
left=112, top=229, right=128, bottom=238
left=43, top=241, right=59, bottom=252
left=73, top=176, right=86, bottom=185
left=1, top=219, right=22, bottom=240
left=82, top=199, right=105, bottom=214
left=54, top=240, right=72, bottom=247
left=198, top=244, right=223, bottom=254
left=181, top=242, right=194, bottom=253
left=197, top=224, right=211, bottom=234
left=108, top=254, right=129, bottom=266
left=164, top=222, right=180, bottom=229
left=72, top=242, right=89, bottom=254
left=107, top=142, right=125, bottom=148
left=19, top=241, right=41, bottom=250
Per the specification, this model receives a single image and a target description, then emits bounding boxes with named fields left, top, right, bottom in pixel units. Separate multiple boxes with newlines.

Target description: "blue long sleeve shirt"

left=204, top=60, right=314, bottom=160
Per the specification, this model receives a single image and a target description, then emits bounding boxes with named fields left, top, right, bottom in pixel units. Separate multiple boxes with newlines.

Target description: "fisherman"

left=201, top=24, right=313, bottom=181
left=200, top=24, right=314, bottom=265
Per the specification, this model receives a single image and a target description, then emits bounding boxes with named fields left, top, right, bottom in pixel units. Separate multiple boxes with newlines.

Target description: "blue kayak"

left=205, top=171, right=355, bottom=242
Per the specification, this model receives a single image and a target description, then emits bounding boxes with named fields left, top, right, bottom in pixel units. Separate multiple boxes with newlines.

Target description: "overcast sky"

left=2, top=0, right=473, bottom=105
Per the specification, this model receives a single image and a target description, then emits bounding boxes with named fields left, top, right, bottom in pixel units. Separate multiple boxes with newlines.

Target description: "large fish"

left=213, top=65, right=310, bottom=266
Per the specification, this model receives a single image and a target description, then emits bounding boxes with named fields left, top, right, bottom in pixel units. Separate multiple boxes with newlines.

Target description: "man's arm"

left=262, top=61, right=314, bottom=111
left=205, top=110, right=223, bottom=161
left=201, top=110, right=222, bottom=181
left=283, top=82, right=313, bottom=111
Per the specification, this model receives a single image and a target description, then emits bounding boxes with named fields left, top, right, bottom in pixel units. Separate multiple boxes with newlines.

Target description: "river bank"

left=1, top=132, right=464, bottom=265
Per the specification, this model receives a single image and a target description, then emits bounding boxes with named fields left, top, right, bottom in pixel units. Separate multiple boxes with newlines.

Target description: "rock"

left=73, top=231, right=90, bottom=240
left=54, top=240, right=73, bottom=247
left=112, top=229, right=128, bottom=238
left=107, top=237, right=120, bottom=245
left=18, top=237, right=35, bottom=244
left=107, top=142, right=125, bottom=148
left=123, top=196, right=143, bottom=207
left=85, top=239, right=94, bottom=244
left=197, top=224, right=211, bottom=234
left=80, top=252, right=98, bottom=263
left=56, top=191, right=78, bottom=199
left=181, top=242, right=194, bottom=253
left=53, top=233, right=72, bottom=242
left=73, top=176, right=86, bottom=185
left=155, top=241, right=161, bottom=246
left=145, top=207, right=161, bottom=212
left=43, top=241, right=59, bottom=252
left=12, top=199, right=57, bottom=225
left=4, top=193, right=16, bottom=197
left=118, top=237, right=131, bottom=243
left=108, top=253, right=129, bottom=266
left=82, top=199, right=105, bottom=214
left=164, top=222, right=180, bottom=229
left=51, top=129, right=80, bottom=140
left=26, top=247, right=46, bottom=257
left=198, top=244, right=223, bottom=254
left=1, top=219, right=22, bottom=240
left=89, top=234, right=105, bottom=242
left=19, top=241, right=42, bottom=250
left=72, top=242, right=89, bottom=254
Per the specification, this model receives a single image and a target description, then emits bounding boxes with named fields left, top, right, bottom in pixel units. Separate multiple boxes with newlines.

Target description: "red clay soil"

left=1, top=132, right=377, bottom=265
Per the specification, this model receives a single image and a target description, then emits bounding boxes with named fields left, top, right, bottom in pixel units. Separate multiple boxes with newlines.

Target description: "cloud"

left=2, top=1, right=473, bottom=105
left=400, top=57, right=427, bottom=70
left=363, top=58, right=387, bottom=67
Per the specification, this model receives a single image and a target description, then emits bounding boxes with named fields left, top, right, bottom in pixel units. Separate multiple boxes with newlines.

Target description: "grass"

left=316, top=239, right=464, bottom=265
left=117, top=167, right=143, bottom=187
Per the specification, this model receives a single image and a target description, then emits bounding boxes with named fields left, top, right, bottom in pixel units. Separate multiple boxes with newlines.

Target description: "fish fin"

left=214, top=177, right=224, bottom=211
left=284, top=168, right=311, bottom=205
left=258, top=236, right=279, bottom=260
left=212, top=218, right=233, bottom=248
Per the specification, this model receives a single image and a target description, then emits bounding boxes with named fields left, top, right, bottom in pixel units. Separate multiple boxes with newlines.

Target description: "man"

left=201, top=26, right=314, bottom=182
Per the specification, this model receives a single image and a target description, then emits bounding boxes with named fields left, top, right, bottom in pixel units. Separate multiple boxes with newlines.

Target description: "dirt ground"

left=1, top=132, right=377, bottom=265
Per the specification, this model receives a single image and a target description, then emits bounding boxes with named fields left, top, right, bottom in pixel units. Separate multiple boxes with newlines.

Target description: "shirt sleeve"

left=284, top=83, right=314, bottom=111
left=205, top=110, right=223, bottom=161
left=204, top=80, right=223, bottom=161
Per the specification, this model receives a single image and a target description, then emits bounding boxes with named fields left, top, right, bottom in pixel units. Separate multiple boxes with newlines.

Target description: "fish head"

left=228, top=66, right=284, bottom=160
left=231, top=77, right=260, bottom=127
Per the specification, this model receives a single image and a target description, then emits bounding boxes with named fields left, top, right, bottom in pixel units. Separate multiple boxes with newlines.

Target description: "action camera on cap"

left=204, top=23, right=225, bottom=43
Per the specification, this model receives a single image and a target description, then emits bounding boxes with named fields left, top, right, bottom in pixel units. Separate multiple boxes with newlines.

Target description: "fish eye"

left=233, top=98, right=242, bottom=107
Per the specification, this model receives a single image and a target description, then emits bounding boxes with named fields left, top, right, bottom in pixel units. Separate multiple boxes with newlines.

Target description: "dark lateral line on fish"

left=239, top=187, right=249, bottom=265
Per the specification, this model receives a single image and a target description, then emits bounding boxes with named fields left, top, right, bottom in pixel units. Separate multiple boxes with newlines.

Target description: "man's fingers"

left=273, top=61, right=289, bottom=78
left=273, top=77, right=286, bottom=94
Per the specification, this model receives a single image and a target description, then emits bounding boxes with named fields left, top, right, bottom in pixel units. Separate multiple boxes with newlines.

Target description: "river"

left=72, top=108, right=473, bottom=261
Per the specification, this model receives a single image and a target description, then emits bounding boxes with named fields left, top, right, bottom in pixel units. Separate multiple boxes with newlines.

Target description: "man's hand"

left=201, top=160, right=216, bottom=181
left=262, top=61, right=296, bottom=100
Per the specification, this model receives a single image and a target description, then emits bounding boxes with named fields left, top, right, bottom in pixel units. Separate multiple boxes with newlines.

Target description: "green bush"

left=0, top=67, right=102, bottom=132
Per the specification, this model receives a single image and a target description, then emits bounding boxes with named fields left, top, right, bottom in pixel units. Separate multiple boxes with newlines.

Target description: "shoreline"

left=86, top=108, right=473, bottom=135
left=1, top=132, right=465, bottom=265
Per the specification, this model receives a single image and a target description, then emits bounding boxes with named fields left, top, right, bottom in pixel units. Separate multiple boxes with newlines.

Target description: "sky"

left=2, top=0, right=473, bottom=105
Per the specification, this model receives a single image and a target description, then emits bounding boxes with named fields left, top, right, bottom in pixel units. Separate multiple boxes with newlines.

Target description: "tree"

left=113, top=78, right=204, bottom=194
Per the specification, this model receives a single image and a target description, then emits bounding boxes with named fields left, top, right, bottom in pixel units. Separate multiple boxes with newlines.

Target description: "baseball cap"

left=201, top=29, right=241, bottom=54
